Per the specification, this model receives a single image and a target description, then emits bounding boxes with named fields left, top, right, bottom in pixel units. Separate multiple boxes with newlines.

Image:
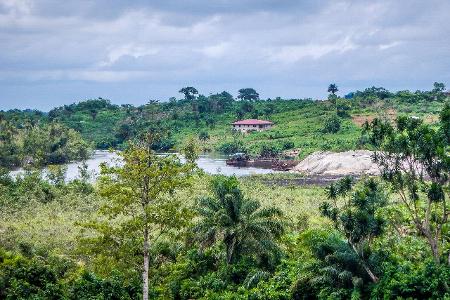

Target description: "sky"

left=0, top=0, right=449, bottom=111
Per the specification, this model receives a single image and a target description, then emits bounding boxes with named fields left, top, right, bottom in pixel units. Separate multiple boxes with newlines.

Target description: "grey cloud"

left=0, top=0, right=449, bottom=110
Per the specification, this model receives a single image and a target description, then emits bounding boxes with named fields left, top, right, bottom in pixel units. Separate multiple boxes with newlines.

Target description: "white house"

left=231, top=119, right=273, bottom=133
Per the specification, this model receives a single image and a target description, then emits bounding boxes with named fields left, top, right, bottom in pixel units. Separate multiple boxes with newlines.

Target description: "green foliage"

left=69, top=270, right=141, bottom=300
left=365, top=111, right=449, bottom=266
left=179, top=86, right=199, bottom=101
left=1, top=85, right=446, bottom=160
left=259, top=143, right=281, bottom=158
left=354, top=86, right=392, bottom=100
left=80, top=143, right=195, bottom=298
left=0, top=121, right=91, bottom=169
left=194, top=176, right=285, bottom=265
left=1, top=87, right=449, bottom=298
left=237, top=88, right=259, bottom=101
left=0, top=248, right=141, bottom=300
left=182, top=137, right=200, bottom=164
left=292, top=229, right=371, bottom=299
left=198, top=131, right=210, bottom=141
left=48, top=98, right=124, bottom=149
left=320, top=177, right=387, bottom=283
left=328, top=83, right=339, bottom=95
left=217, top=139, right=247, bottom=154
left=323, top=114, right=341, bottom=133
left=336, top=99, right=352, bottom=118
left=0, top=249, right=67, bottom=299
left=441, top=101, right=450, bottom=143
left=372, top=258, right=450, bottom=299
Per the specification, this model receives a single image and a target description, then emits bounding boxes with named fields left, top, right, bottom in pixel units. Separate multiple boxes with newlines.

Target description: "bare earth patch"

left=351, top=115, right=375, bottom=127
left=292, top=150, right=379, bottom=176
left=352, top=109, right=397, bottom=127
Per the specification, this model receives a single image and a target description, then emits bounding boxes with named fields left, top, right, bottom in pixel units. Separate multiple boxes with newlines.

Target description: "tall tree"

left=179, top=87, right=198, bottom=101
left=363, top=110, right=449, bottom=272
left=179, top=86, right=199, bottom=114
left=237, top=88, right=259, bottom=101
left=328, top=83, right=339, bottom=95
left=194, top=176, right=284, bottom=265
left=93, top=139, right=195, bottom=300
left=208, top=91, right=234, bottom=113
left=432, top=82, right=446, bottom=101
left=320, top=177, right=387, bottom=283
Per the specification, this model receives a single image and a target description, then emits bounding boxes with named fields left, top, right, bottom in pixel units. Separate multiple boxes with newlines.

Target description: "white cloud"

left=379, top=41, right=401, bottom=50
left=269, top=37, right=357, bottom=63
left=199, top=42, right=230, bottom=58
left=99, top=45, right=160, bottom=67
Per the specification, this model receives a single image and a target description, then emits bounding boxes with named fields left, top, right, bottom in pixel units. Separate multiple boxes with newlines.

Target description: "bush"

left=259, top=144, right=281, bottom=158
left=150, top=137, right=175, bottom=151
left=322, top=114, right=341, bottom=133
left=282, top=141, right=295, bottom=150
left=69, top=271, right=140, bottom=300
left=0, top=249, right=66, bottom=299
left=198, top=131, right=210, bottom=141
left=372, top=259, right=450, bottom=299
left=217, top=140, right=246, bottom=154
left=336, top=100, right=351, bottom=118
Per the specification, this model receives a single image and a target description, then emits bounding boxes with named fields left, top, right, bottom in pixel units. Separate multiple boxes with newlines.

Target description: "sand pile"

left=292, top=150, right=379, bottom=176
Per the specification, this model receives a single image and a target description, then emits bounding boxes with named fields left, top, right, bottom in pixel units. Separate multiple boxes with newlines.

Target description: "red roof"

left=232, top=119, right=273, bottom=125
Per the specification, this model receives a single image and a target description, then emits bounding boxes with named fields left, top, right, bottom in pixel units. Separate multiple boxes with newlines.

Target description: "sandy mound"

left=292, top=150, right=379, bottom=176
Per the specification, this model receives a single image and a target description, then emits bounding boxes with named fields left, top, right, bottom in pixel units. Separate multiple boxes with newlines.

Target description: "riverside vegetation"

left=0, top=84, right=449, bottom=299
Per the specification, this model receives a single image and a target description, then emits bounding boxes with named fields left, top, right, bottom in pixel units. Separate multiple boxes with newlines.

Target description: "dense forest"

left=0, top=84, right=449, bottom=299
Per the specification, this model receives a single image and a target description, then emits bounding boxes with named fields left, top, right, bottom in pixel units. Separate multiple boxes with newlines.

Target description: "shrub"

left=0, top=249, right=66, bottom=300
left=322, top=114, right=341, bottom=133
left=217, top=140, right=246, bottom=154
left=372, top=259, right=450, bottom=299
left=282, top=141, right=295, bottom=150
left=198, top=131, right=210, bottom=141
left=259, top=144, right=281, bottom=158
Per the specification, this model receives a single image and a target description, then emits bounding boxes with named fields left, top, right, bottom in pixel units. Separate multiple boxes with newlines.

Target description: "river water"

left=10, top=150, right=275, bottom=181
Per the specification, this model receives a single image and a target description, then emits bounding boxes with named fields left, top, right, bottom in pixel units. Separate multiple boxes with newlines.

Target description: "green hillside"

left=0, top=85, right=447, bottom=169
left=41, top=85, right=448, bottom=158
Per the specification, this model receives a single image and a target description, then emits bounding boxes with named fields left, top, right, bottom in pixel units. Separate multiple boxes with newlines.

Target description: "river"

left=10, top=150, right=275, bottom=181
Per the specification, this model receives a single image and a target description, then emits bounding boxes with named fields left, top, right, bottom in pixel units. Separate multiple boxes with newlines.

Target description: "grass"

left=0, top=172, right=329, bottom=256
left=175, top=101, right=363, bottom=158
left=172, top=99, right=445, bottom=158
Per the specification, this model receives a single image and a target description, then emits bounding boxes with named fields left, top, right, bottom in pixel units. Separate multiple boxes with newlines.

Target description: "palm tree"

left=194, top=176, right=284, bottom=265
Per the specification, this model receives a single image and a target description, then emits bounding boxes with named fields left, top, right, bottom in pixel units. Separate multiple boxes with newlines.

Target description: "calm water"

left=10, top=150, right=274, bottom=181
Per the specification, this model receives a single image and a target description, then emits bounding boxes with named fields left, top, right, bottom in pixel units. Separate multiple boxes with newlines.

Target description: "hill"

left=1, top=84, right=447, bottom=160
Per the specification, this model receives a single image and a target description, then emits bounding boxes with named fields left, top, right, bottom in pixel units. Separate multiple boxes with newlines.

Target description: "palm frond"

left=244, top=270, right=270, bottom=288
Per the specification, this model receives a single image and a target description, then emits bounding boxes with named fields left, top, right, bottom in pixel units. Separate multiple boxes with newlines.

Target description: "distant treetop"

left=237, top=88, right=259, bottom=101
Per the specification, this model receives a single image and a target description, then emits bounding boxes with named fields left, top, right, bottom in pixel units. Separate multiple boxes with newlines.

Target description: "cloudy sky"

left=0, top=0, right=449, bottom=110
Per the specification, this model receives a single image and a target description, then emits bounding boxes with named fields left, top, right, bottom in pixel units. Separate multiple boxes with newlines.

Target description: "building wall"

left=232, top=124, right=272, bottom=132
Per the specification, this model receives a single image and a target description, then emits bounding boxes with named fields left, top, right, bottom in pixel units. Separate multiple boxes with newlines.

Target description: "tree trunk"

left=430, top=238, right=440, bottom=265
left=143, top=227, right=150, bottom=300
left=225, top=236, right=236, bottom=265
left=423, top=231, right=441, bottom=265
left=361, top=262, right=379, bottom=283
left=350, top=243, right=378, bottom=283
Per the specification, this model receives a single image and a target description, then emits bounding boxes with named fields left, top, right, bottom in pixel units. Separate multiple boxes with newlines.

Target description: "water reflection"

left=10, top=150, right=274, bottom=181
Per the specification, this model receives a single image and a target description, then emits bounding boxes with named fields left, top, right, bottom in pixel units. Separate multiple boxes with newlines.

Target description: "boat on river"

left=226, top=153, right=298, bottom=171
